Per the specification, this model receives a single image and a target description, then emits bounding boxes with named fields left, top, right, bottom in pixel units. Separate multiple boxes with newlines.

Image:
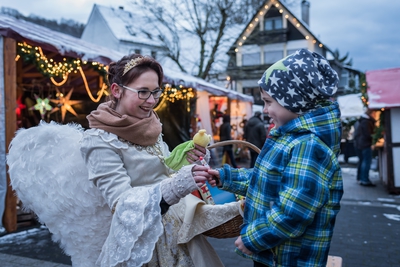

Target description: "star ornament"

left=50, top=88, right=82, bottom=122
left=32, top=95, right=53, bottom=119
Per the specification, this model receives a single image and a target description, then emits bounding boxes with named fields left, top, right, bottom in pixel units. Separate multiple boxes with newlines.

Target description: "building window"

left=264, top=51, right=283, bottom=64
left=135, top=49, right=141, bottom=55
left=264, top=17, right=283, bottom=31
left=151, top=51, right=157, bottom=59
left=242, top=52, right=260, bottom=66
left=339, top=69, right=349, bottom=88
left=287, top=49, right=299, bottom=56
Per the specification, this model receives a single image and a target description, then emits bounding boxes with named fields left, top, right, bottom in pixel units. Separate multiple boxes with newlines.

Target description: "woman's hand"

left=235, top=236, right=252, bottom=255
left=191, top=165, right=211, bottom=187
left=187, top=144, right=207, bottom=163
left=207, top=169, right=222, bottom=187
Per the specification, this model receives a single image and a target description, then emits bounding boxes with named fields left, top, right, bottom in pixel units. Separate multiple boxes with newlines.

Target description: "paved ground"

left=1, top=156, right=400, bottom=266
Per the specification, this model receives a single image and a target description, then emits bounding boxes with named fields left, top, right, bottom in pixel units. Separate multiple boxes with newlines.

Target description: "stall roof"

left=164, top=69, right=254, bottom=103
left=366, top=68, right=400, bottom=109
left=0, top=14, right=124, bottom=64
left=337, top=93, right=364, bottom=118
left=0, top=14, right=253, bottom=103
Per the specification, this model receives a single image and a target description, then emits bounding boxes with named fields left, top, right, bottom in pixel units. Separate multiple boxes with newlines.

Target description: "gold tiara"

left=122, top=57, right=143, bottom=76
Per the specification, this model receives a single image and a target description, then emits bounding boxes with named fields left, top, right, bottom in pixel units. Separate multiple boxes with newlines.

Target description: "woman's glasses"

left=119, top=84, right=163, bottom=100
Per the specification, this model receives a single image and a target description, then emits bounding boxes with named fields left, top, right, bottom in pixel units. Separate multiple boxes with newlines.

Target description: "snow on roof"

left=230, top=0, right=332, bottom=54
left=0, top=14, right=125, bottom=64
left=366, top=68, right=400, bottom=109
left=95, top=5, right=162, bottom=47
left=0, top=13, right=252, bottom=102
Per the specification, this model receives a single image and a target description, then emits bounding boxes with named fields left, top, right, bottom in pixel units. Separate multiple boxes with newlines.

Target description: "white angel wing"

left=7, top=121, right=112, bottom=267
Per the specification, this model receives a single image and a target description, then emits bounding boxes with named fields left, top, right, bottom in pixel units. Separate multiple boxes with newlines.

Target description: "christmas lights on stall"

left=17, top=42, right=108, bottom=103
left=17, top=42, right=196, bottom=117
left=154, top=84, right=195, bottom=112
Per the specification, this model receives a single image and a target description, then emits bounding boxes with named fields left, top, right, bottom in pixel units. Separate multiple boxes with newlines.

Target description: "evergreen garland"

left=17, top=42, right=107, bottom=80
left=360, top=72, right=384, bottom=145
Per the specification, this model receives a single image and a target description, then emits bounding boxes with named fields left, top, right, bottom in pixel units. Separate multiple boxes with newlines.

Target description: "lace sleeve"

left=97, top=184, right=164, bottom=266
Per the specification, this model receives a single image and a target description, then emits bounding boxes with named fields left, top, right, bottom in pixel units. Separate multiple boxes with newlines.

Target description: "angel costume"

left=7, top=108, right=241, bottom=267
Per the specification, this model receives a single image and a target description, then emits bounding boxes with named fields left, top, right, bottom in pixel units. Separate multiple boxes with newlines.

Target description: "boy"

left=208, top=49, right=343, bottom=267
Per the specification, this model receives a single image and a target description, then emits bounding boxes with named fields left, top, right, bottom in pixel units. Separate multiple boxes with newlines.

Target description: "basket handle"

left=208, top=140, right=261, bottom=154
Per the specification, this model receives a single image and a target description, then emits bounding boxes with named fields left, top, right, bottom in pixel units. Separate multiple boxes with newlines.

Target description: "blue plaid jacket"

left=218, top=101, right=343, bottom=267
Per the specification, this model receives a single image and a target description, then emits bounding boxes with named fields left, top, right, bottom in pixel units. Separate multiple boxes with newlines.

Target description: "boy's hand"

left=187, top=143, right=207, bottom=163
left=192, top=165, right=211, bottom=187
left=235, top=236, right=252, bottom=255
left=207, top=169, right=222, bottom=187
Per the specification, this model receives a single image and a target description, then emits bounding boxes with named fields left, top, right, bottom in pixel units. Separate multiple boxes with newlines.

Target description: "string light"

left=17, top=42, right=107, bottom=80
left=18, top=42, right=196, bottom=107
left=236, top=1, right=325, bottom=51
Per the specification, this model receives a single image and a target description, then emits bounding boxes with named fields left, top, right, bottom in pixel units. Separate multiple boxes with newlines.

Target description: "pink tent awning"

left=366, top=68, right=400, bottom=109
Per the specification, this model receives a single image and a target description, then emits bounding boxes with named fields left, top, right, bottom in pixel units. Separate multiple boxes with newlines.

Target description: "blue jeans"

left=357, top=147, right=372, bottom=184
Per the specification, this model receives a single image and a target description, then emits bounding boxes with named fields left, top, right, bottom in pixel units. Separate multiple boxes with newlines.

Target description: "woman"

left=80, top=54, right=240, bottom=266
left=7, top=54, right=241, bottom=267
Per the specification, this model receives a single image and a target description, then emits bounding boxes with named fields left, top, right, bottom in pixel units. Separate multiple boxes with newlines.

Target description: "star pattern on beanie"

left=258, top=49, right=339, bottom=114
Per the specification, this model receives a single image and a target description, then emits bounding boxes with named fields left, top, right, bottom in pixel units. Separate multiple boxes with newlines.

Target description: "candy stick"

left=198, top=156, right=215, bottom=205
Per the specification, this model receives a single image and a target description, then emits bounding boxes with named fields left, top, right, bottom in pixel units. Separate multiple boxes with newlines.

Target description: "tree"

left=131, top=0, right=301, bottom=79
left=333, top=48, right=353, bottom=66
left=131, top=0, right=266, bottom=79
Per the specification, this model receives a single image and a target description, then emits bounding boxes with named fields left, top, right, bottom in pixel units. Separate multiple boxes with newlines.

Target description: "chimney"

left=301, top=0, right=310, bottom=26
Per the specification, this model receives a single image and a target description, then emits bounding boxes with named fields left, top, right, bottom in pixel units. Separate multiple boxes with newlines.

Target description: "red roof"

left=366, top=68, right=400, bottom=109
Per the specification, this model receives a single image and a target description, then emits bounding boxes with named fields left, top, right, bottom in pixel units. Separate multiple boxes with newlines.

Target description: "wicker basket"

left=203, top=215, right=243, bottom=238
left=201, top=140, right=260, bottom=239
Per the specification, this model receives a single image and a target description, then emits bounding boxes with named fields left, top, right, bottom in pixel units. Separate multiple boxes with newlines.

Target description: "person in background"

left=219, top=114, right=238, bottom=168
left=353, top=109, right=376, bottom=186
left=244, top=111, right=266, bottom=168
left=207, top=49, right=343, bottom=267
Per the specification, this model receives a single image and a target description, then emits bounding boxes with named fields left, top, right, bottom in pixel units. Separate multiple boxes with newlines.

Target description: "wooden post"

left=2, top=37, right=17, bottom=232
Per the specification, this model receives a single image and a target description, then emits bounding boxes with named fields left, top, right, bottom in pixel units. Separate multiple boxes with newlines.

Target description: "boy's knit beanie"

left=258, top=49, right=339, bottom=114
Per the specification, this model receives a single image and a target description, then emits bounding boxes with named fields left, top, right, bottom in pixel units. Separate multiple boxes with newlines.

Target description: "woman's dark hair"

left=106, top=54, right=164, bottom=108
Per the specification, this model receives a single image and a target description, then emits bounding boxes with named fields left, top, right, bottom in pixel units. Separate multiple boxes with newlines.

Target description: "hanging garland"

left=17, top=42, right=196, bottom=106
left=17, top=42, right=107, bottom=80
left=154, top=84, right=195, bottom=112
left=359, top=72, right=385, bottom=145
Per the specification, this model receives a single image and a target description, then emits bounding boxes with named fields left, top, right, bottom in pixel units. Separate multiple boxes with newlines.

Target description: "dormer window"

left=264, top=17, right=283, bottom=31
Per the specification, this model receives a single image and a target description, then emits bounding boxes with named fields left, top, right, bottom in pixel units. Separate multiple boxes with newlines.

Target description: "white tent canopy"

left=337, top=93, right=365, bottom=118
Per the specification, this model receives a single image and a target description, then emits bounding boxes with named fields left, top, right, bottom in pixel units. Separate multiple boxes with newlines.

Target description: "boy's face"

left=260, top=90, right=298, bottom=128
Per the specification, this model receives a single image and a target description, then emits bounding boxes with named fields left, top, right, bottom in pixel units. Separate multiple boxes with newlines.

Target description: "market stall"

left=0, top=14, right=254, bottom=232
left=366, top=67, right=400, bottom=193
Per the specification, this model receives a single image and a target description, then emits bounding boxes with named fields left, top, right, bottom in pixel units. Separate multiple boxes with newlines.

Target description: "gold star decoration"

left=50, top=88, right=82, bottom=122
left=31, top=94, right=53, bottom=119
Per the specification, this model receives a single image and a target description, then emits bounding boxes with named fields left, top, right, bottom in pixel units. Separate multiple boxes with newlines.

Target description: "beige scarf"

left=87, top=102, right=162, bottom=146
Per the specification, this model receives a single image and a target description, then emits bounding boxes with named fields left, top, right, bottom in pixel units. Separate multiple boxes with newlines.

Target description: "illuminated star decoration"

left=31, top=94, right=53, bottom=119
left=50, top=88, right=82, bottom=122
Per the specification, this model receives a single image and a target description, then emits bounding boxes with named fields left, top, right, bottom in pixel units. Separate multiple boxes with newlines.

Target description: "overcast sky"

left=1, top=0, right=399, bottom=72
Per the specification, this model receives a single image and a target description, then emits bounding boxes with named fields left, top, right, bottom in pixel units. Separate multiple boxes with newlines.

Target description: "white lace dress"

left=7, top=122, right=241, bottom=267
left=80, top=128, right=240, bottom=267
